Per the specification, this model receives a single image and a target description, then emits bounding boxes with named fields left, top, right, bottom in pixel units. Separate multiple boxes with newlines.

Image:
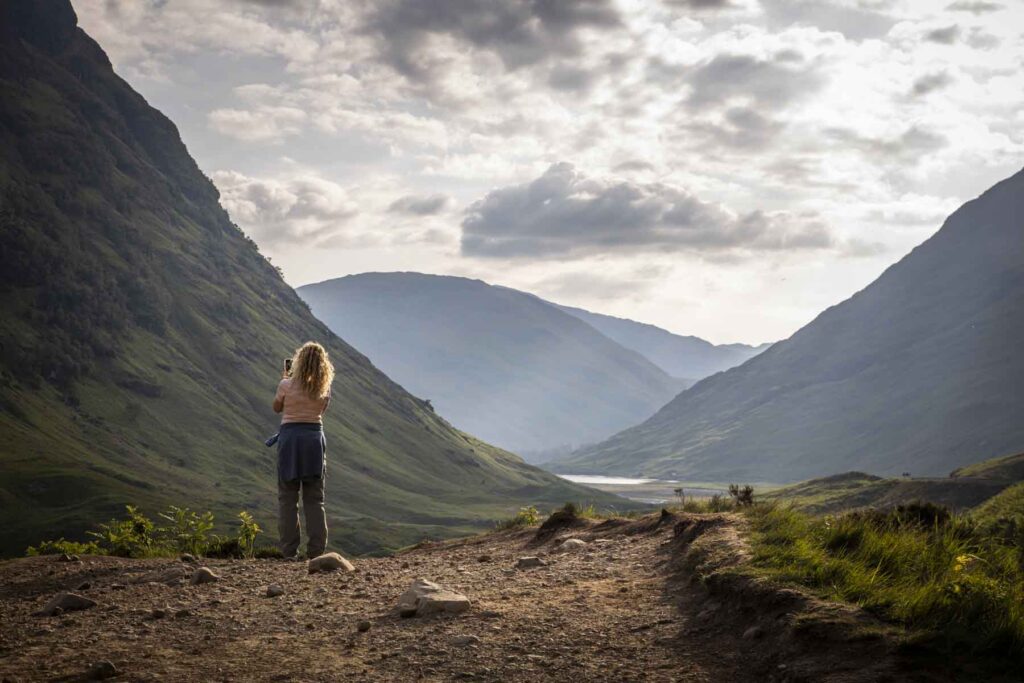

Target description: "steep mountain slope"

left=0, top=0, right=617, bottom=556
left=297, top=273, right=685, bottom=458
left=555, top=304, right=770, bottom=381
left=556, top=169, right=1024, bottom=481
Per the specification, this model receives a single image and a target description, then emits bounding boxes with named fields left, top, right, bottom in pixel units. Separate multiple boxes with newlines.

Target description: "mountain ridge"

left=551, top=302, right=770, bottom=381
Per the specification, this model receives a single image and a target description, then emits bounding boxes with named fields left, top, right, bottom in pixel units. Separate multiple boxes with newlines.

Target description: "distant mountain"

left=554, top=168, right=1024, bottom=482
left=0, top=0, right=617, bottom=556
left=298, top=273, right=685, bottom=459
left=554, top=304, right=770, bottom=381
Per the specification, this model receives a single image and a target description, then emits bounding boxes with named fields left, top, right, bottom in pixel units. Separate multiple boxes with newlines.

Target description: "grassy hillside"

left=952, top=451, right=1024, bottom=480
left=298, top=273, right=684, bottom=458
left=762, top=451, right=1024, bottom=515
left=973, top=483, right=1024, bottom=523
left=0, top=0, right=621, bottom=557
left=555, top=303, right=769, bottom=382
left=560, top=168, right=1024, bottom=481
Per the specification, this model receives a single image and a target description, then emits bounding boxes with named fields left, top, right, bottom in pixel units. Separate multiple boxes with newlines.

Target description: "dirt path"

left=0, top=514, right=746, bottom=682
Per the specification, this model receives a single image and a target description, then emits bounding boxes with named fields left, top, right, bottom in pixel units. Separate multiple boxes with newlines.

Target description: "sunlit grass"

left=743, top=503, right=1024, bottom=660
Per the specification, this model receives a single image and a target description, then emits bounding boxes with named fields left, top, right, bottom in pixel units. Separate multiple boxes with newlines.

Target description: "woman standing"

left=273, top=341, right=334, bottom=559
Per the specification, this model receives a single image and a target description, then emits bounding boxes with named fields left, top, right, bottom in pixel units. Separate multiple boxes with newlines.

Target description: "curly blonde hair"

left=290, top=341, right=334, bottom=399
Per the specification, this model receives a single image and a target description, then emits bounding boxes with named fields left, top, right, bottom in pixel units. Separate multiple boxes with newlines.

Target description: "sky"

left=76, top=0, right=1024, bottom=345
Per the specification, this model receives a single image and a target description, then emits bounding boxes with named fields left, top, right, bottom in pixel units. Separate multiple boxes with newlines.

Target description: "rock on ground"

left=516, top=556, right=547, bottom=569
left=450, top=634, right=481, bottom=646
left=266, top=584, right=285, bottom=598
left=396, top=578, right=471, bottom=617
left=132, top=565, right=189, bottom=585
left=190, top=567, right=219, bottom=585
left=86, top=660, right=119, bottom=680
left=308, top=552, right=355, bottom=574
left=33, top=592, right=97, bottom=617
left=555, top=539, right=587, bottom=553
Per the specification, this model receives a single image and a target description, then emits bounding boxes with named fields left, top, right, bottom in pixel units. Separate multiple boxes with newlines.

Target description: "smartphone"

left=284, top=358, right=292, bottom=374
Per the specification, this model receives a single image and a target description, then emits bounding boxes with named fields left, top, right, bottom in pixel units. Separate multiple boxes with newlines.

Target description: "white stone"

left=307, top=552, right=355, bottom=574
left=396, top=578, right=471, bottom=617
left=555, top=538, right=587, bottom=553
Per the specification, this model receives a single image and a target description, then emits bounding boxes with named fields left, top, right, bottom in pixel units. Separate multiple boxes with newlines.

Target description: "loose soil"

left=0, top=512, right=939, bottom=682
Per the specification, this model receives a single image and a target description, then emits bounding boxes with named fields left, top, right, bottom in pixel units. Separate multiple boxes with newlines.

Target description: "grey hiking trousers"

left=277, top=476, right=327, bottom=559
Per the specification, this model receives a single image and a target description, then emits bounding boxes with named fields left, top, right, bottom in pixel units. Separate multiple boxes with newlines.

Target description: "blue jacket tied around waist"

left=273, top=422, right=325, bottom=482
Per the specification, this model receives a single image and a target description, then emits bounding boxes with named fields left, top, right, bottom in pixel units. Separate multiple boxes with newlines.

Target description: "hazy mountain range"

left=552, top=168, right=1024, bottom=482
left=553, top=304, right=770, bottom=381
left=299, top=273, right=689, bottom=459
left=0, top=0, right=617, bottom=556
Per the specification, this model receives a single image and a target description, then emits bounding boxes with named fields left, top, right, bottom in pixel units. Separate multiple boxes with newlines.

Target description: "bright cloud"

left=75, top=0, right=1024, bottom=343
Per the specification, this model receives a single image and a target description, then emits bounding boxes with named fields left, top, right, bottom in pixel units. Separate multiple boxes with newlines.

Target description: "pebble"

left=742, top=625, right=764, bottom=640
left=357, top=620, right=372, bottom=632
left=266, top=584, right=285, bottom=598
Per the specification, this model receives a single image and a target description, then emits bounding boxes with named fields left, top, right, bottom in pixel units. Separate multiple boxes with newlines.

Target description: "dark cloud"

left=924, top=25, right=960, bottom=44
left=687, top=53, right=824, bottom=110
left=911, top=71, right=954, bottom=96
left=388, top=193, right=451, bottom=215
left=696, top=106, right=786, bottom=150
left=612, top=160, right=657, bottom=173
left=461, top=162, right=838, bottom=258
left=946, top=1, right=1004, bottom=14
left=364, top=0, right=621, bottom=82
left=966, top=27, right=1000, bottom=49
left=760, top=0, right=897, bottom=41
left=548, top=65, right=596, bottom=92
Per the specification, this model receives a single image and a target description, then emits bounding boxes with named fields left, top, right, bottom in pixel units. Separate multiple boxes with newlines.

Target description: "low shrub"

left=25, top=538, right=103, bottom=556
left=495, top=505, right=540, bottom=530
left=27, top=505, right=265, bottom=559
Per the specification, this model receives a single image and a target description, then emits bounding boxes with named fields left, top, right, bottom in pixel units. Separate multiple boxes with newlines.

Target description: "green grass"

left=972, top=482, right=1024, bottom=524
left=741, top=503, right=1024, bottom=661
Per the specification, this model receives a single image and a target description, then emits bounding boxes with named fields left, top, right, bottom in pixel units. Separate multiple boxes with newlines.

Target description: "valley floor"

left=0, top=511, right=952, bottom=682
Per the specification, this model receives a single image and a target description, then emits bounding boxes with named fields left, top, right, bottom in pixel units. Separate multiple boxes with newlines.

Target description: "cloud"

left=363, top=0, right=621, bottom=84
left=208, top=106, right=307, bottom=142
left=945, top=1, right=1004, bottom=14
left=924, top=25, right=960, bottom=44
left=911, top=71, right=954, bottom=97
left=461, top=163, right=845, bottom=259
left=387, top=194, right=452, bottom=215
left=824, top=126, right=948, bottom=161
left=212, top=170, right=358, bottom=245
left=760, top=0, right=897, bottom=41
left=686, top=52, right=825, bottom=110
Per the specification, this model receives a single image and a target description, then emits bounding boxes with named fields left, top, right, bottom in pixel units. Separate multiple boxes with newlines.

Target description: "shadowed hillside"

left=0, top=0, right=619, bottom=556
left=557, top=169, right=1024, bottom=481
